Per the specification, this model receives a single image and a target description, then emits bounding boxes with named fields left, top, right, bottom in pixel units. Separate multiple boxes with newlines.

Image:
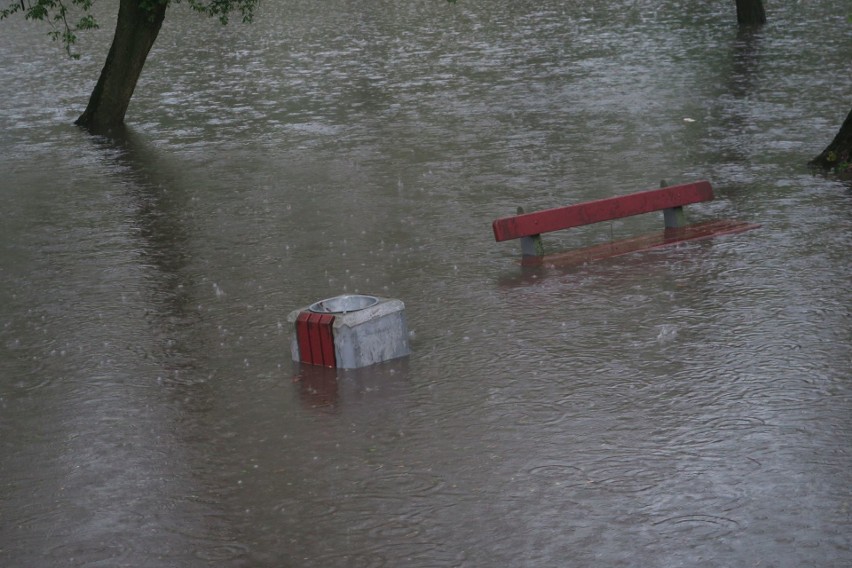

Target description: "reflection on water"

left=1, top=1, right=851, bottom=566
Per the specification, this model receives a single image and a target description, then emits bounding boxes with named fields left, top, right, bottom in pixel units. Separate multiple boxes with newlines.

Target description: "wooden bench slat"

left=492, top=181, right=714, bottom=242
left=519, top=219, right=762, bottom=267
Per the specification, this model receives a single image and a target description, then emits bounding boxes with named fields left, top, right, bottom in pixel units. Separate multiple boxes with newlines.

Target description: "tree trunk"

left=736, top=0, right=766, bottom=26
left=809, top=107, right=852, bottom=173
left=74, top=0, right=167, bottom=134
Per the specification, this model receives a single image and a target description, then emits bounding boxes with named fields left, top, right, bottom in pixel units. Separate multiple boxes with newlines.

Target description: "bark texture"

left=75, top=0, right=167, bottom=134
left=809, top=107, right=852, bottom=173
left=736, top=0, right=767, bottom=26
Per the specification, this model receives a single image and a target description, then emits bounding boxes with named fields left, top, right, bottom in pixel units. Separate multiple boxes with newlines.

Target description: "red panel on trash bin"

left=296, top=311, right=336, bottom=367
left=319, top=314, right=336, bottom=366
left=307, top=314, right=324, bottom=365
left=313, top=314, right=336, bottom=367
left=296, top=312, right=314, bottom=363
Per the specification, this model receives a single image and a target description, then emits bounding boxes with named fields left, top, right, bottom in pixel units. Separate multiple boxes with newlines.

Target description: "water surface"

left=1, top=1, right=850, bottom=566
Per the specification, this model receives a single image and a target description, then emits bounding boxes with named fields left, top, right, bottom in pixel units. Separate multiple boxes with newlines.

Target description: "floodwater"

left=1, top=1, right=850, bottom=566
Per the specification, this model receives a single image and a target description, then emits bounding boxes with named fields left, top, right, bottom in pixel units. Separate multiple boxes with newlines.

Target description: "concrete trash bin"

left=288, top=295, right=410, bottom=369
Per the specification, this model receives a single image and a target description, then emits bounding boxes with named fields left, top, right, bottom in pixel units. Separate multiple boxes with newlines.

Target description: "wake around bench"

left=492, top=180, right=760, bottom=266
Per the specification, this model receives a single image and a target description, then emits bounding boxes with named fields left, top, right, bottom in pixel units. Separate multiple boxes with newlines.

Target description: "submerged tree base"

left=736, top=0, right=767, bottom=26
left=809, top=107, right=852, bottom=179
left=74, top=0, right=168, bottom=135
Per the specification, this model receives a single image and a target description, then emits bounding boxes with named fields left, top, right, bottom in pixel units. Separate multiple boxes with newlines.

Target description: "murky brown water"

left=1, top=1, right=850, bottom=566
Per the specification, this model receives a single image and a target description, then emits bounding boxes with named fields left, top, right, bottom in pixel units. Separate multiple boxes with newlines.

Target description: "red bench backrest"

left=492, top=181, right=714, bottom=242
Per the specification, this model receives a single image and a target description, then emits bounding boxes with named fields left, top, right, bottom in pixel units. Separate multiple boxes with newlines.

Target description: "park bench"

left=492, top=180, right=759, bottom=267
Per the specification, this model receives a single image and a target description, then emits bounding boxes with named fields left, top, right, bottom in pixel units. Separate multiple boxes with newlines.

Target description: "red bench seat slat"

left=492, top=181, right=714, bottom=242
left=520, top=219, right=761, bottom=267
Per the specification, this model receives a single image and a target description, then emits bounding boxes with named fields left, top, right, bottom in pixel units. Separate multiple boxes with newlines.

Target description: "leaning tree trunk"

left=809, top=107, right=852, bottom=172
left=75, top=0, right=168, bottom=134
left=736, top=0, right=767, bottom=26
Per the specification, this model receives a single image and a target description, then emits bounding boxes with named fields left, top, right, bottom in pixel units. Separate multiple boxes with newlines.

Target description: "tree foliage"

left=1, top=0, right=258, bottom=58
left=1, top=0, right=99, bottom=58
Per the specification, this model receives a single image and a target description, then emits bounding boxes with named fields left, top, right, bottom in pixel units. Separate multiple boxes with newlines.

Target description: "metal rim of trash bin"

left=308, top=294, right=380, bottom=314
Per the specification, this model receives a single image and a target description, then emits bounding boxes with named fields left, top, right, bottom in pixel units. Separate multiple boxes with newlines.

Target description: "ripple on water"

left=309, top=541, right=458, bottom=568
left=666, top=412, right=777, bottom=450
left=46, top=538, right=131, bottom=566
left=272, top=496, right=339, bottom=519
left=695, top=369, right=840, bottom=415
left=308, top=550, right=388, bottom=568
left=527, top=462, right=587, bottom=488
left=364, top=516, right=424, bottom=541
left=356, top=469, right=447, bottom=500
left=701, top=415, right=768, bottom=430
left=481, top=399, right=573, bottom=428
left=652, top=513, right=741, bottom=539
left=193, top=542, right=250, bottom=562
left=321, top=542, right=450, bottom=568
left=168, top=513, right=252, bottom=563
left=579, top=453, right=673, bottom=494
